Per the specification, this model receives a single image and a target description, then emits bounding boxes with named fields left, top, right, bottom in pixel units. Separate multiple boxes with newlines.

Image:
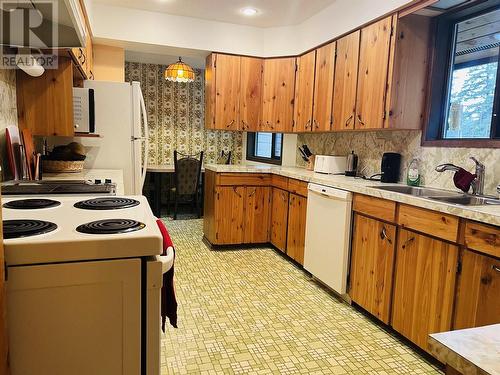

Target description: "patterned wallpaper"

left=297, top=130, right=500, bottom=195
left=125, top=62, right=242, bottom=165
left=0, top=69, right=17, bottom=181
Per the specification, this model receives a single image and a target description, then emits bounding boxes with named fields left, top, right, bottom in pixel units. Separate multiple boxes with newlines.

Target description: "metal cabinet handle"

left=345, top=114, right=353, bottom=127
left=232, top=186, right=242, bottom=198
left=380, top=227, right=393, bottom=244
left=241, top=120, right=248, bottom=130
left=313, top=119, right=319, bottom=129
left=226, top=119, right=235, bottom=128
left=357, top=114, right=366, bottom=126
left=248, top=188, right=256, bottom=197
left=305, top=119, right=311, bottom=130
left=493, top=265, right=500, bottom=273
left=401, top=236, right=415, bottom=249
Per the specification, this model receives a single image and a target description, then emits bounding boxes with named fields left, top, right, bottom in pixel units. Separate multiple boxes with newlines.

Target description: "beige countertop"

left=43, top=169, right=125, bottom=195
left=204, top=164, right=500, bottom=226
left=428, top=324, right=500, bottom=375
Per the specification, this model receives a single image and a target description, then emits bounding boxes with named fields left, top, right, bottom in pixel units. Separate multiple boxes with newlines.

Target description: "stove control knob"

left=94, top=179, right=102, bottom=184
left=105, top=179, right=112, bottom=184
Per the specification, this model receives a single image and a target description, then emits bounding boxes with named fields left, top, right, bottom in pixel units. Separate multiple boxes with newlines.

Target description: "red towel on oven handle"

left=156, top=219, right=178, bottom=331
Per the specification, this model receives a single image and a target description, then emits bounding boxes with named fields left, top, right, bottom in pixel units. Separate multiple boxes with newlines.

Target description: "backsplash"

left=125, top=62, right=242, bottom=165
left=0, top=69, right=17, bottom=181
left=297, top=130, right=500, bottom=195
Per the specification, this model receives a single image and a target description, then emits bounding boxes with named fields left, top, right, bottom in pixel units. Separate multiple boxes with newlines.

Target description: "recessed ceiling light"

left=241, top=7, right=258, bottom=16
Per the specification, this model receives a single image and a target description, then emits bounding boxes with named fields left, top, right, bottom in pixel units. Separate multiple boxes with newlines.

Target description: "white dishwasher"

left=304, top=183, right=352, bottom=296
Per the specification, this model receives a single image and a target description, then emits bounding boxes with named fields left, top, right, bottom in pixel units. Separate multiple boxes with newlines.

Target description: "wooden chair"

left=170, top=150, right=204, bottom=220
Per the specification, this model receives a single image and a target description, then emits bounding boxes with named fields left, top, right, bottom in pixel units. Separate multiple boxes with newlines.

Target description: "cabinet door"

left=271, top=188, right=289, bottom=252
left=214, top=186, right=245, bottom=244
left=454, top=250, right=500, bottom=330
left=392, top=229, right=459, bottom=351
left=332, top=31, right=360, bottom=131
left=312, top=42, right=335, bottom=132
left=349, top=214, right=396, bottom=324
left=16, top=57, right=75, bottom=137
left=214, top=54, right=240, bottom=131
left=205, top=54, right=216, bottom=129
left=261, top=57, right=296, bottom=132
left=293, top=51, right=316, bottom=132
left=240, top=57, right=263, bottom=132
left=355, top=16, right=394, bottom=129
left=287, top=194, right=307, bottom=265
left=244, top=187, right=271, bottom=243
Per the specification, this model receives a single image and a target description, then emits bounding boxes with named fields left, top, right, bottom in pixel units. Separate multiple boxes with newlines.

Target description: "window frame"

left=423, top=0, right=500, bottom=148
left=246, top=132, right=283, bottom=165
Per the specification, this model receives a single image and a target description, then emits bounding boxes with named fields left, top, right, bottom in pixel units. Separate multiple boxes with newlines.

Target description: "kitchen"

left=0, top=0, right=499, bottom=374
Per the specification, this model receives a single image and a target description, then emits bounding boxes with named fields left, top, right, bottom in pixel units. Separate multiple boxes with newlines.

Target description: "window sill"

left=245, top=156, right=282, bottom=165
left=421, top=139, right=500, bottom=149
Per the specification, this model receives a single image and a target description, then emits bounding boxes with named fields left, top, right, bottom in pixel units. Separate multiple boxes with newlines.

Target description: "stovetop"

left=77, top=219, right=145, bottom=235
left=3, top=198, right=61, bottom=210
left=2, top=195, right=162, bottom=266
left=3, top=219, right=58, bottom=239
left=74, top=197, right=140, bottom=210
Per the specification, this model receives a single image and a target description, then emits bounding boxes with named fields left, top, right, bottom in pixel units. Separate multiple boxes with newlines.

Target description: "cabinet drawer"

left=217, top=173, right=270, bottom=186
left=271, top=175, right=288, bottom=190
left=465, top=221, right=499, bottom=258
left=287, top=179, right=308, bottom=197
left=352, top=194, right=396, bottom=223
left=398, top=204, right=459, bottom=243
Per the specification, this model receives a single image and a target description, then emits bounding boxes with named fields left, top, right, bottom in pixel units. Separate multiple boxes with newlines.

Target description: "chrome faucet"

left=470, top=157, right=485, bottom=196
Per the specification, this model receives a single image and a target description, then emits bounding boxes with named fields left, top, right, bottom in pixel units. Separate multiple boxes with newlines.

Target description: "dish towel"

left=453, top=168, right=476, bottom=193
left=156, top=219, right=178, bottom=331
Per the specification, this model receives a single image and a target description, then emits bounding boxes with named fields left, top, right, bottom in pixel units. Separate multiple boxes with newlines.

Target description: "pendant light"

left=164, top=57, right=195, bottom=83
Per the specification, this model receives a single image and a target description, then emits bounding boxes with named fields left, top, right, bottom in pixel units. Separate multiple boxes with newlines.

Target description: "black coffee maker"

left=380, top=152, right=402, bottom=183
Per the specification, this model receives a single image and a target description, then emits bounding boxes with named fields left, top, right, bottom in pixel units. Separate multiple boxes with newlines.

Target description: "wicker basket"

left=42, top=160, right=85, bottom=173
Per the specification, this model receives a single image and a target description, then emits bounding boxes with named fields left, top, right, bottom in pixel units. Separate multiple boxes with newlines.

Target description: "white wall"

left=89, top=0, right=414, bottom=57
left=241, top=133, right=298, bottom=167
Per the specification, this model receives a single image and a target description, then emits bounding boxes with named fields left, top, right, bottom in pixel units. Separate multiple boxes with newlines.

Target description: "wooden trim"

left=398, top=0, right=439, bottom=18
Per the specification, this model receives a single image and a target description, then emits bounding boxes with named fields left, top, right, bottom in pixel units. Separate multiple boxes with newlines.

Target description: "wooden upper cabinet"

left=384, top=15, right=431, bottom=130
left=332, top=31, right=360, bottom=131
left=214, top=54, right=241, bottom=131
left=312, top=42, right=335, bottom=132
left=287, top=193, right=307, bottom=265
left=17, top=57, right=75, bottom=137
left=349, top=214, right=396, bottom=324
left=453, top=250, right=500, bottom=330
left=271, top=187, right=289, bottom=253
left=391, top=229, right=459, bottom=352
left=261, top=57, right=296, bottom=132
left=205, top=54, right=216, bottom=129
left=293, top=50, right=316, bottom=132
left=244, top=187, right=271, bottom=243
left=355, top=16, right=394, bottom=130
left=240, top=56, right=263, bottom=132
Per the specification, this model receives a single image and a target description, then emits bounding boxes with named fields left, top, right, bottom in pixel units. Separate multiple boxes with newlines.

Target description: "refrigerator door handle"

left=139, top=90, right=149, bottom=191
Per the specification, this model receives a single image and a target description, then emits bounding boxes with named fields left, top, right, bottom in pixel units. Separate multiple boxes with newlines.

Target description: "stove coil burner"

left=3, top=219, right=58, bottom=239
left=76, top=219, right=145, bottom=235
left=3, top=199, right=61, bottom=210
left=74, top=197, right=140, bottom=210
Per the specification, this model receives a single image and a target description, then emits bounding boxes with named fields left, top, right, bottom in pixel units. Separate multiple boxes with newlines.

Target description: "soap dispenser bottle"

left=407, top=158, right=421, bottom=186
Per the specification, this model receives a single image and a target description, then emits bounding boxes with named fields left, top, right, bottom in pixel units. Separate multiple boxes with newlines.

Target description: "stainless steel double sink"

left=371, top=185, right=500, bottom=206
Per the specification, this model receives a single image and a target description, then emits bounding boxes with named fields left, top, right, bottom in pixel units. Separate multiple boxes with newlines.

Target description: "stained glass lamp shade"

left=164, top=57, right=195, bottom=82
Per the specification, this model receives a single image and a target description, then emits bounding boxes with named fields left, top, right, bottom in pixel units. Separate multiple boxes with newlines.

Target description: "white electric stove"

left=2, top=195, right=168, bottom=375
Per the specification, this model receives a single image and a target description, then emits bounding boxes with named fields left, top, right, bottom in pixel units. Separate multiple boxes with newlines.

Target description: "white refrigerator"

left=81, top=80, right=149, bottom=195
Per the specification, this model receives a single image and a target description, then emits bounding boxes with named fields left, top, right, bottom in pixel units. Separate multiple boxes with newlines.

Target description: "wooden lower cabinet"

left=270, top=188, right=289, bottom=252
left=214, top=186, right=245, bottom=244
left=286, top=194, right=307, bottom=265
left=243, top=187, right=271, bottom=244
left=349, top=214, right=396, bottom=324
left=391, top=229, right=459, bottom=351
left=453, top=250, right=500, bottom=330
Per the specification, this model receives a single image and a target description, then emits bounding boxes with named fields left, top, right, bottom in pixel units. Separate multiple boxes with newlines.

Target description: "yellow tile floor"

left=161, top=219, right=441, bottom=375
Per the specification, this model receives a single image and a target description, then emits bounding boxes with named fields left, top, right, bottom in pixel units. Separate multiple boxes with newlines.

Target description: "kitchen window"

left=246, top=132, right=283, bottom=165
left=425, top=1, right=500, bottom=146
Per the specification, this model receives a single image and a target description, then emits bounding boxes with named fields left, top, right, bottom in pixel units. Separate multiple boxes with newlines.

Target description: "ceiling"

left=92, top=0, right=337, bottom=28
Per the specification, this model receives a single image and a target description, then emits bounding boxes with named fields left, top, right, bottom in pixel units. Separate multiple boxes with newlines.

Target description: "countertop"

left=43, top=169, right=125, bottom=195
left=204, top=164, right=500, bottom=226
left=428, top=324, right=500, bottom=375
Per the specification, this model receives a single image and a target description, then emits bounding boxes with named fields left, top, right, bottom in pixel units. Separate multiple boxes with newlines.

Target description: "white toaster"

left=313, top=155, right=347, bottom=174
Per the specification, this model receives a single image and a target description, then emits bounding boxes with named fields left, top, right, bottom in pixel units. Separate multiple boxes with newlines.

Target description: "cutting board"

left=6, top=126, right=21, bottom=180
left=21, top=128, right=35, bottom=179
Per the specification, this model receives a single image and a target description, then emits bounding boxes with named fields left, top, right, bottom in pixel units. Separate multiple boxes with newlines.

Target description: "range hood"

left=0, top=0, right=86, bottom=49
